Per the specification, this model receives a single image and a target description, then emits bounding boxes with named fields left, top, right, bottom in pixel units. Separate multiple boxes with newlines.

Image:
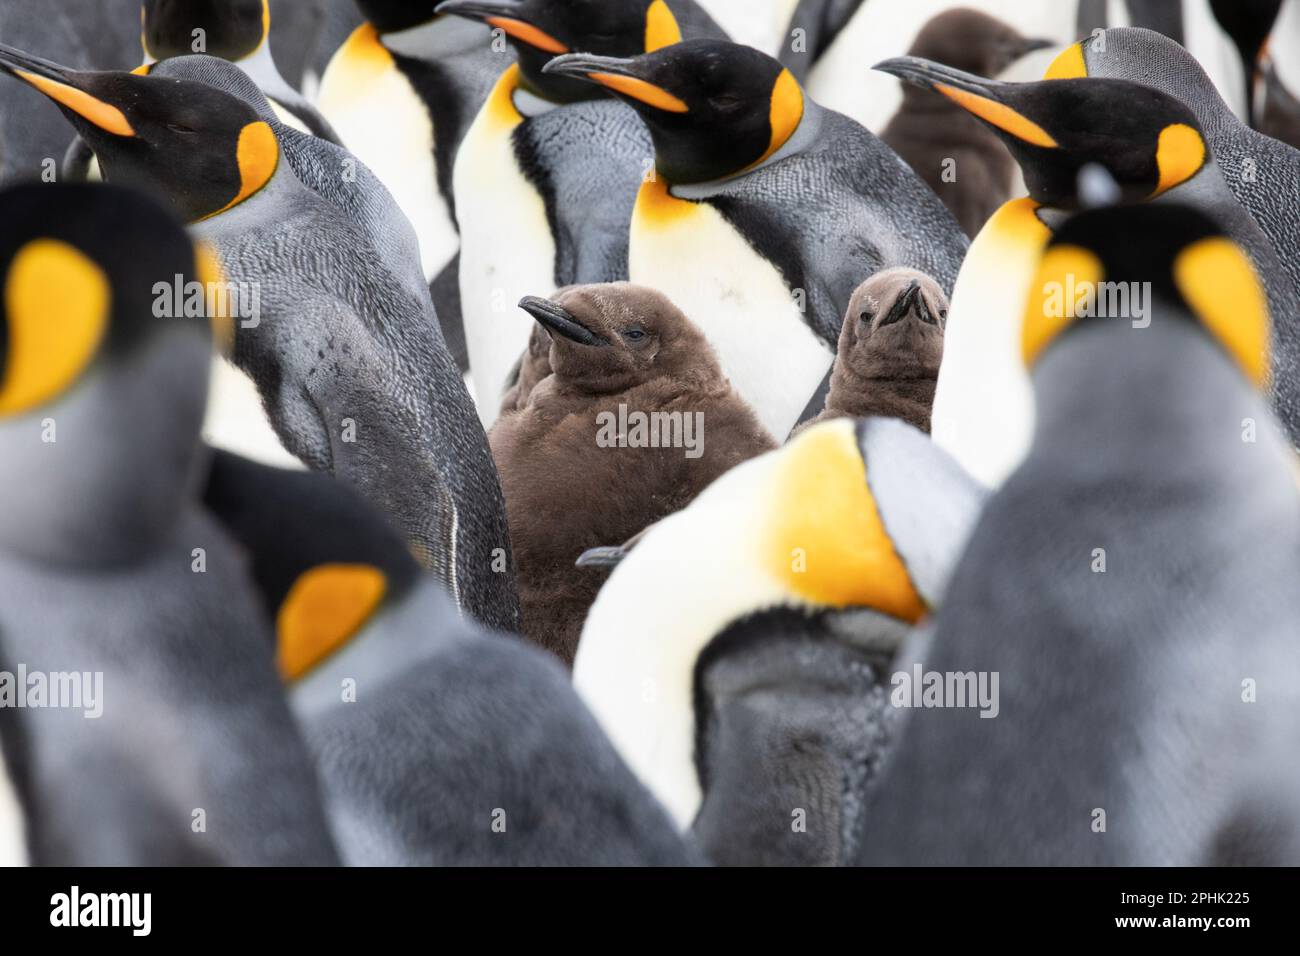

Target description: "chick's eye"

left=939, top=309, right=948, bottom=320
left=859, top=311, right=873, bottom=323
left=622, top=328, right=647, bottom=342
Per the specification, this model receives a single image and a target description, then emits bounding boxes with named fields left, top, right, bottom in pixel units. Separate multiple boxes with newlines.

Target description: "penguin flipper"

left=779, top=0, right=869, bottom=82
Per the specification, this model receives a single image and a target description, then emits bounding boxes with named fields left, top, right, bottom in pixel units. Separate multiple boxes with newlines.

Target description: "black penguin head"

left=1021, top=203, right=1270, bottom=389
left=436, top=0, right=684, bottom=103
left=142, top=0, right=269, bottom=63
left=907, top=8, right=1054, bottom=82
left=0, top=44, right=280, bottom=224
left=839, top=268, right=947, bottom=380
left=545, top=39, right=806, bottom=183
left=357, top=0, right=442, bottom=33
left=0, top=183, right=217, bottom=564
left=874, top=56, right=1210, bottom=208
left=516, top=282, right=712, bottom=392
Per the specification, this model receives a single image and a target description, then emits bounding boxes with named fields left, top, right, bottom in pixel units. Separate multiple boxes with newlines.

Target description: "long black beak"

left=878, top=281, right=920, bottom=328
left=0, top=41, right=77, bottom=84
left=434, top=0, right=524, bottom=22
left=544, top=53, right=640, bottom=81
left=874, top=55, right=1007, bottom=98
left=518, top=296, right=608, bottom=346
left=874, top=55, right=1058, bottom=148
left=1017, top=37, right=1057, bottom=57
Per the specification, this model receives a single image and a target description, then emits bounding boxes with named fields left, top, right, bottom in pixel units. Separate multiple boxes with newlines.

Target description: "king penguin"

left=546, top=40, right=969, bottom=440
left=0, top=181, right=338, bottom=865
left=573, top=417, right=986, bottom=864
left=436, top=0, right=726, bottom=425
left=318, top=0, right=507, bottom=306
left=203, top=449, right=698, bottom=865
left=858, top=203, right=1300, bottom=865
left=0, top=46, right=520, bottom=633
left=1045, top=28, right=1300, bottom=312
left=874, top=55, right=1300, bottom=487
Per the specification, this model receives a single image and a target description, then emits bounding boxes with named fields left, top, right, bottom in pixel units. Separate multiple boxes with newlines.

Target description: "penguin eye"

left=859, top=311, right=874, bottom=324
left=166, top=123, right=197, bottom=135
left=622, top=327, right=647, bottom=342
left=939, top=309, right=948, bottom=321
left=709, top=94, right=743, bottom=111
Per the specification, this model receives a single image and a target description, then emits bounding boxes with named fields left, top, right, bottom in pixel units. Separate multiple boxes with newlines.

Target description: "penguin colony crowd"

left=0, top=0, right=1299, bottom=867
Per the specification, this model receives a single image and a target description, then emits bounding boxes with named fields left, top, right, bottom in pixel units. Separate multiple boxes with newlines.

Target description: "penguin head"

left=573, top=417, right=986, bottom=833
left=436, top=0, right=684, bottom=103
left=0, top=44, right=281, bottom=224
left=874, top=56, right=1210, bottom=208
left=141, top=0, right=269, bottom=63
left=0, top=183, right=218, bottom=565
left=838, top=268, right=947, bottom=380
left=545, top=39, right=806, bottom=183
left=357, top=0, right=443, bottom=33
left=516, top=282, right=714, bottom=393
left=907, top=8, right=1054, bottom=83
left=1021, top=203, right=1270, bottom=390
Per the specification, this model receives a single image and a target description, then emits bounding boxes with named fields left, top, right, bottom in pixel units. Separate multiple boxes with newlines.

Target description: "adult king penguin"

left=0, top=182, right=338, bottom=865
left=874, top=55, right=1300, bottom=487
left=574, top=417, right=985, bottom=864
left=0, top=47, right=520, bottom=632
left=203, top=450, right=698, bottom=865
left=859, top=204, right=1300, bottom=865
left=546, top=40, right=968, bottom=439
left=319, top=1, right=506, bottom=299
left=436, top=0, right=726, bottom=425
left=1043, top=28, right=1300, bottom=315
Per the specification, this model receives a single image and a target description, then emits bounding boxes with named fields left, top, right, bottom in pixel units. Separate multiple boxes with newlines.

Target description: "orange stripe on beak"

left=16, top=70, right=135, bottom=136
left=935, top=83, right=1057, bottom=148
left=485, top=16, right=568, bottom=54
left=592, top=72, right=688, bottom=113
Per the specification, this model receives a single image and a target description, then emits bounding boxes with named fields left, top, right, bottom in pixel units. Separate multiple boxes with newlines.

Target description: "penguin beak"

left=518, top=296, right=608, bottom=347
left=873, top=55, right=1058, bottom=148
left=878, top=282, right=921, bottom=328
left=1016, top=37, right=1057, bottom=58
left=434, top=0, right=570, bottom=54
left=575, top=546, right=626, bottom=570
left=0, top=42, right=136, bottom=136
left=544, top=53, right=690, bottom=113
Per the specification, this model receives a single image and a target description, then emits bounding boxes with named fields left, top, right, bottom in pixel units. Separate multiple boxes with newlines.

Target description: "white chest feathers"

left=454, top=66, right=557, bottom=427
left=319, top=24, right=456, bottom=282
left=930, top=198, right=1051, bottom=488
left=629, top=179, right=832, bottom=440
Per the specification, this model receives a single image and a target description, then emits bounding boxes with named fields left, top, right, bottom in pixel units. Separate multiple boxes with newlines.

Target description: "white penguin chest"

left=319, top=44, right=455, bottom=282
left=629, top=182, right=831, bottom=440
left=203, top=356, right=309, bottom=470
left=454, top=70, right=557, bottom=428
left=930, top=198, right=1051, bottom=488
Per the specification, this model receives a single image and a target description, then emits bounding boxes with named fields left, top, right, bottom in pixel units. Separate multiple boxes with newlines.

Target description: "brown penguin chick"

left=796, top=268, right=947, bottom=437
left=499, top=323, right=554, bottom=414
left=880, top=8, right=1053, bottom=238
left=1260, top=63, right=1300, bottom=149
left=488, top=282, right=777, bottom=666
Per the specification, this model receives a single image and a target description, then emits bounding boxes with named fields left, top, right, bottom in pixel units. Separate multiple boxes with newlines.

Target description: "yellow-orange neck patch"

left=634, top=175, right=697, bottom=226
left=0, top=239, right=110, bottom=416
left=486, top=63, right=525, bottom=127
left=764, top=421, right=926, bottom=621
left=1044, top=42, right=1087, bottom=80
left=1021, top=243, right=1104, bottom=368
left=745, top=68, right=803, bottom=172
left=937, top=83, right=1058, bottom=148
left=195, top=241, right=234, bottom=356
left=644, top=0, right=682, bottom=51
left=196, top=120, right=280, bottom=223
left=1173, top=236, right=1270, bottom=387
left=16, top=71, right=135, bottom=137
left=1151, top=123, right=1206, bottom=196
left=277, top=564, right=388, bottom=681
